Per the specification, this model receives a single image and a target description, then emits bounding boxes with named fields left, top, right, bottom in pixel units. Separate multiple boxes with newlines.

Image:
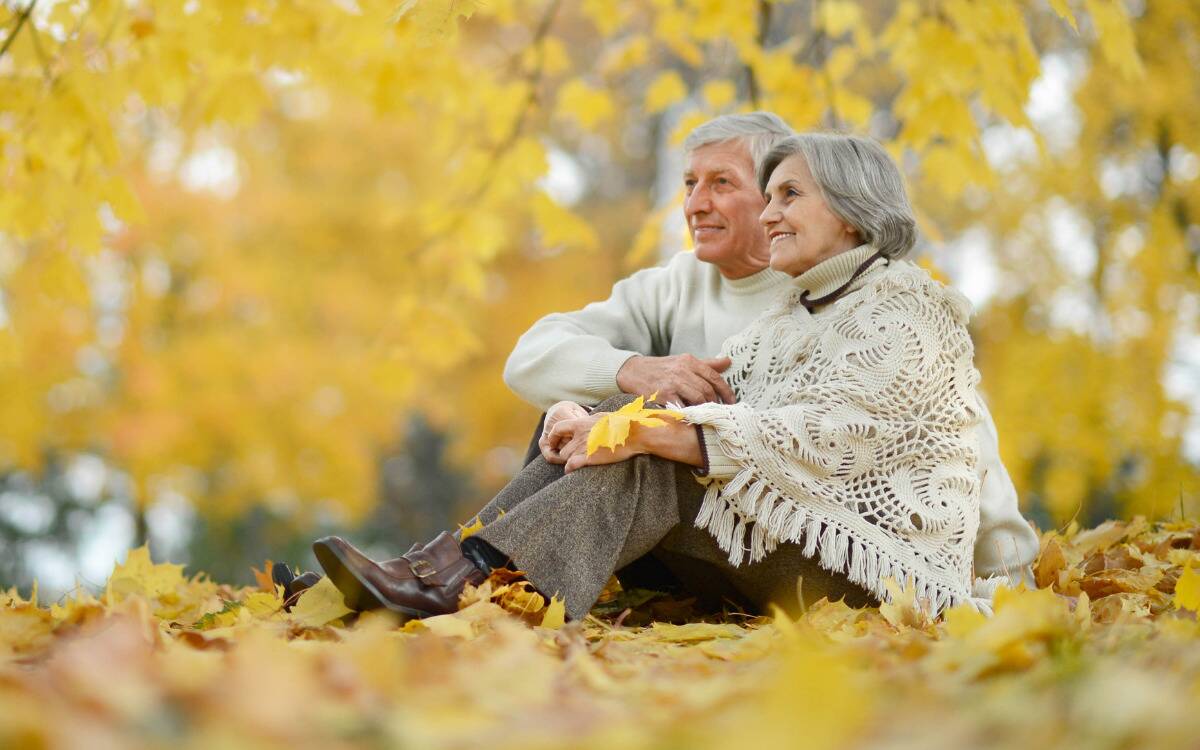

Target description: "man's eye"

left=717, top=178, right=730, bottom=185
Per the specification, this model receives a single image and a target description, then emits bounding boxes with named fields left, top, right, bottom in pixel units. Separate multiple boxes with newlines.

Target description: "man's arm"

left=503, top=265, right=666, bottom=410
left=504, top=253, right=734, bottom=410
left=974, top=398, right=1040, bottom=588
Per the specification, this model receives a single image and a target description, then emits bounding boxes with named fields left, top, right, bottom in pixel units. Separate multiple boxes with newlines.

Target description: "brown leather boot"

left=312, top=532, right=487, bottom=618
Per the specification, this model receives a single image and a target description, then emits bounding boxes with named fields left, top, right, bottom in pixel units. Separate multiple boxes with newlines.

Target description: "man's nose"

left=685, top=185, right=712, bottom=217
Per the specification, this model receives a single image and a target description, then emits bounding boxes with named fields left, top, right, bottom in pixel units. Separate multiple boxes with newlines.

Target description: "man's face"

left=683, top=140, right=771, bottom=279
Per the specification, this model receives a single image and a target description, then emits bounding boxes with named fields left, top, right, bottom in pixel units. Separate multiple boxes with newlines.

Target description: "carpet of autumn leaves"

left=5, top=518, right=1200, bottom=749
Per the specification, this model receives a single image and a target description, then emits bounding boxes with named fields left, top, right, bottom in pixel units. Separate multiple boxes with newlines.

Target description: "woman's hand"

left=555, top=416, right=705, bottom=474
left=539, top=401, right=591, bottom=463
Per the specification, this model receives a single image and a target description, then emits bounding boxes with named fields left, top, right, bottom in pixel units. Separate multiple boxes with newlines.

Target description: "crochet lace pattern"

left=683, top=260, right=985, bottom=615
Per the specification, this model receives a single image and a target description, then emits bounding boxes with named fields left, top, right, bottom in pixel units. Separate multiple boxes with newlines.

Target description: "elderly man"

left=503, top=112, right=1039, bottom=598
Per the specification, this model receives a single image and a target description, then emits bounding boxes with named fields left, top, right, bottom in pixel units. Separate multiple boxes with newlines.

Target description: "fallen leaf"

left=288, top=577, right=353, bottom=628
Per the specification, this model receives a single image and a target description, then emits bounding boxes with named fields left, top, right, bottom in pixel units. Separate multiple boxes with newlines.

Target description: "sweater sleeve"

left=696, top=425, right=745, bottom=479
left=502, top=256, right=684, bottom=410
left=972, top=398, right=1039, bottom=588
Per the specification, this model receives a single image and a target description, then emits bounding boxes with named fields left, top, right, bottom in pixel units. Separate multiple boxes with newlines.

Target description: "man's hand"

left=616, top=354, right=735, bottom=405
left=539, top=401, right=591, bottom=463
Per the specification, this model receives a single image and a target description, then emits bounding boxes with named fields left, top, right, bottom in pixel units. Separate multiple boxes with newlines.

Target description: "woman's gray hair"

left=757, top=133, right=917, bottom=259
left=683, top=112, right=795, bottom=168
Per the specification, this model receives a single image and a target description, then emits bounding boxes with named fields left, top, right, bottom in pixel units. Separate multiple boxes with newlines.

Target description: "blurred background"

left=0, top=0, right=1197, bottom=598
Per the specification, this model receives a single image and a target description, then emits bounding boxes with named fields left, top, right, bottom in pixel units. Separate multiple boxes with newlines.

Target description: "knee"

left=593, top=393, right=640, bottom=412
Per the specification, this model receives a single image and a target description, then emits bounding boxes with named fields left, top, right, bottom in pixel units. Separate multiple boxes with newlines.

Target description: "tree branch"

left=0, top=0, right=38, bottom=63
left=744, top=0, right=772, bottom=108
left=814, top=0, right=843, bottom=130
left=464, top=0, right=562, bottom=205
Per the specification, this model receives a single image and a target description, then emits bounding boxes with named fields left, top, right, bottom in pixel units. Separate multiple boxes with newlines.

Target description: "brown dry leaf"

left=1090, top=593, right=1154, bottom=624
left=1078, top=567, right=1164, bottom=599
left=250, top=559, right=276, bottom=593
left=1035, top=535, right=1070, bottom=588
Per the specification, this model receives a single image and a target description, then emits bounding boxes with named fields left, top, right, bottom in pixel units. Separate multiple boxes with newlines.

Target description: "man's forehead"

left=684, top=140, right=754, bottom=176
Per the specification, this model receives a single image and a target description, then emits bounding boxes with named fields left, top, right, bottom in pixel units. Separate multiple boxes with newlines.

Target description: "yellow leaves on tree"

left=555, top=80, right=616, bottom=130
left=0, top=0, right=1189, bottom=530
left=586, top=393, right=683, bottom=456
left=644, top=70, right=688, bottom=114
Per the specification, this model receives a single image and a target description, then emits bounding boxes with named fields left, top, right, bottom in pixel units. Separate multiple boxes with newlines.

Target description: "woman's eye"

left=786, top=188, right=800, bottom=198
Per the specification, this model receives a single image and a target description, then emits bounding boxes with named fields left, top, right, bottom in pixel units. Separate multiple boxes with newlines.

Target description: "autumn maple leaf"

left=586, top=392, right=684, bottom=456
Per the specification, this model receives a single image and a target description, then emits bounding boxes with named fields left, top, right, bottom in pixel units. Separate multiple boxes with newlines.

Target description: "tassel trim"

left=693, top=476, right=983, bottom=617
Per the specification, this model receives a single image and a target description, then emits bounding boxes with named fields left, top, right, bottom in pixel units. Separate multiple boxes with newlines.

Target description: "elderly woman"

left=311, top=133, right=986, bottom=620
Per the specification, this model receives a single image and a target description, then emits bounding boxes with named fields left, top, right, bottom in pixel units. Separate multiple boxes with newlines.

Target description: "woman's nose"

left=759, top=200, right=777, bottom=226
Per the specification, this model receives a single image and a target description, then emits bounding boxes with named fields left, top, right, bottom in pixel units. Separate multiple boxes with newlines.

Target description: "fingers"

left=694, top=363, right=736, bottom=404
left=564, top=452, right=587, bottom=474
left=539, top=437, right=566, bottom=464
left=678, top=369, right=727, bottom=406
left=703, top=356, right=733, bottom=372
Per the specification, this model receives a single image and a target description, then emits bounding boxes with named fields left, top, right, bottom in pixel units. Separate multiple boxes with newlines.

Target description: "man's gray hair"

left=683, top=112, right=795, bottom=167
left=757, top=133, right=917, bottom=259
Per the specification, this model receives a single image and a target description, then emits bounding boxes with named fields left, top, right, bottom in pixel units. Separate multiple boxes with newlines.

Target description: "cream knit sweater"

left=504, top=249, right=1038, bottom=596
left=504, top=250, right=791, bottom=408
left=684, top=244, right=991, bottom=614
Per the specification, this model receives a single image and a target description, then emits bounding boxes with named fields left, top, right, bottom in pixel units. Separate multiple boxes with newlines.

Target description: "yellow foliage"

left=644, top=70, right=689, bottom=114
left=287, top=577, right=353, bottom=628
left=458, top=515, right=484, bottom=540
left=586, top=393, right=684, bottom=456
left=1174, top=565, right=1200, bottom=612
left=700, top=79, right=736, bottom=110
left=0, top=0, right=1191, bottom=532
left=556, top=79, right=616, bottom=130
left=5, top=519, right=1200, bottom=745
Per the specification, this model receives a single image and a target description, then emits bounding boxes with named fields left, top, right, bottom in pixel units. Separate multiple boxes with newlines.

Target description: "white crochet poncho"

left=682, top=245, right=984, bottom=615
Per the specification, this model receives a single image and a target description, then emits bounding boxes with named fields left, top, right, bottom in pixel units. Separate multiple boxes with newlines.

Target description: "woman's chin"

left=768, top=252, right=801, bottom=276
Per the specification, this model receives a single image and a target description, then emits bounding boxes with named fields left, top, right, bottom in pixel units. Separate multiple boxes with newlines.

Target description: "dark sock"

left=460, top=536, right=512, bottom=575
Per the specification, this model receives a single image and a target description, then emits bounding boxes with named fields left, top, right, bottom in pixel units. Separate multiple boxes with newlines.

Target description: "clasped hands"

left=538, top=401, right=641, bottom=473
left=539, top=354, right=728, bottom=473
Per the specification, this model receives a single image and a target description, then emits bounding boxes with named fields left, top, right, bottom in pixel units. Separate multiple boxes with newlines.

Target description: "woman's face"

left=759, top=154, right=861, bottom=276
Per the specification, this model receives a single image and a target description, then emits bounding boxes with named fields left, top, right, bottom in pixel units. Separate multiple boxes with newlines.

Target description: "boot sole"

left=312, top=539, right=435, bottom=620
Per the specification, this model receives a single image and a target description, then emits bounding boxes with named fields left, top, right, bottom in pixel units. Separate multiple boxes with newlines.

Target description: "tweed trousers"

left=474, top=396, right=876, bottom=621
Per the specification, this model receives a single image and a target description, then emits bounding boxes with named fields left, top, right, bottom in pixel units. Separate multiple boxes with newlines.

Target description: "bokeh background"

left=1, top=0, right=1197, bottom=597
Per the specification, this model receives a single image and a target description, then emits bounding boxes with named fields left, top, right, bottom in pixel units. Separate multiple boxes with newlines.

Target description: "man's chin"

left=692, top=243, right=727, bottom=263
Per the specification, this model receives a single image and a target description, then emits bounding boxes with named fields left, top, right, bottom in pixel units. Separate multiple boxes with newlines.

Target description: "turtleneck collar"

left=793, top=243, right=887, bottom=310
left=722, top=264, right=791, bottom=295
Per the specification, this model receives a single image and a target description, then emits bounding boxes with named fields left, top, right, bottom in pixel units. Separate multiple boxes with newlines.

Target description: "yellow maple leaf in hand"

left=586, top=392, right=684, bottom=456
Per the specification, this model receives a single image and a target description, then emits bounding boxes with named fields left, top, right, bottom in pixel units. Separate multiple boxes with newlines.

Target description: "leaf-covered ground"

left=4, top=518, right=1200, bottom=749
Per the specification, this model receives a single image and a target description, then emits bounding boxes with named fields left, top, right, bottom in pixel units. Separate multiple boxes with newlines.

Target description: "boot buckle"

left=410, top=559, right=436, bottom=579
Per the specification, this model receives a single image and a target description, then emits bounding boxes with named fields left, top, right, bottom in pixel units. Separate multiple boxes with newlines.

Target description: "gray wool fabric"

left=474, top=395, right=875, bottom=621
